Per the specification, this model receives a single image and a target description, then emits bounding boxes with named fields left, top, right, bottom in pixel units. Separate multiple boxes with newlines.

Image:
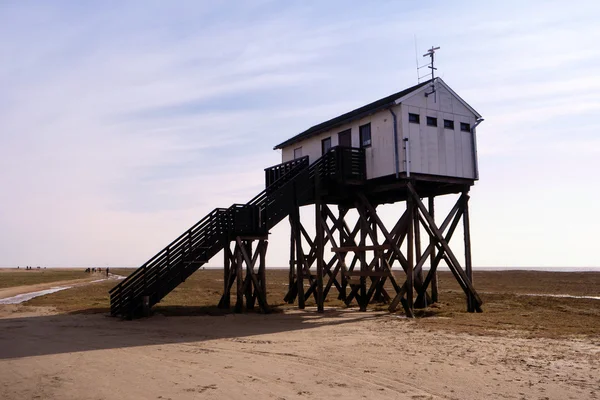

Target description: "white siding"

left=281, top=105, right=400, bottom=179
left=400, top=83, right=477, bottom=179
left=280, top=81, right=479, bottom=180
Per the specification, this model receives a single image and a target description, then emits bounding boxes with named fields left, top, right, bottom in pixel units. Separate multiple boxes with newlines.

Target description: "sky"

left=1, top=0, right=599, bottom=269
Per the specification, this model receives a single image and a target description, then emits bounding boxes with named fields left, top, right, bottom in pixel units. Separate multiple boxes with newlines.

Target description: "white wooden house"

left=274, top=78, right=483, bottom=182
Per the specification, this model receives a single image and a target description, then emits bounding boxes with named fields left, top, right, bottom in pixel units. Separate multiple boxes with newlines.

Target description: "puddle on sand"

left=0, top=286, right=72, bottom=305
left=0, top=274, right=126, bottom=305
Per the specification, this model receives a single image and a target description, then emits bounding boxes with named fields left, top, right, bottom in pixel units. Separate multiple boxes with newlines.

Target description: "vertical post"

left=315, top=201, right=325, bottom=313
left=338, top=206, right=347, bottom=302
left=371, top=215, right=382, bottom=303
left=429, top=196, right=438, bottom=303
left=222, top=244, right=231, bottom=308
left=406, top=197, right=414, bottom=316
left=462, top=192, right=474, bottom=312
left=259, top=240, right=267, bottom=302
left=413, top=199, right=425, bottom=308
left=295, top=215, right=305, bottom=310
left=288, top=217, right=295, bottom=303
left=359, top=204, right=368, bottom=311
left=235, top=243, right=243, bottom=313
left=245, top=240, right=254, bottom=310
left=292, top=182, right=305, bottom=309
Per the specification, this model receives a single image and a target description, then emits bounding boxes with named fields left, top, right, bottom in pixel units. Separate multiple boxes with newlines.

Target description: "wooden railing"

left=310, top=146, right=366, bottom=183
left=264, top=156, right=309, bottom=189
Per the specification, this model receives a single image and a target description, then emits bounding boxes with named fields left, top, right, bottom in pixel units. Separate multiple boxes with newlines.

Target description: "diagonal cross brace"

left=406, top=183, right=482, bottom=309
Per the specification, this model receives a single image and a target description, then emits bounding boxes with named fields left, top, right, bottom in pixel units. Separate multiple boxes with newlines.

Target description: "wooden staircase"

left=109, top=146, right=366, bottom=318
left=109, top=157, right=311, bottom=318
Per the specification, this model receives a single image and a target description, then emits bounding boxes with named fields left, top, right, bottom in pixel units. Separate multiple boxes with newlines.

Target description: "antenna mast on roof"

left=417, top=45, right=440, bottom=101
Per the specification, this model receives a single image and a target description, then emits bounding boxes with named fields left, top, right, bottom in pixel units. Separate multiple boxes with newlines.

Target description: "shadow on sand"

left=0, top=306, right=384, bottom=360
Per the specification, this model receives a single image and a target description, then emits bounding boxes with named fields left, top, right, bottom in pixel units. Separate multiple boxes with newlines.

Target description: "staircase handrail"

left=109, top=207, right=227, bottom=293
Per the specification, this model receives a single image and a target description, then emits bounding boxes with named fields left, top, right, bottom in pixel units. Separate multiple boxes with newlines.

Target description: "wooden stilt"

left=413, top=197, right=426, bottom=309
left=244, top=241, right=255, bottom=310
left=338, top=206, right=348, bottom=301
left=287, top=216, right=296, bottom=304
left=358, top=203, right=368, bottom=311
left=315, top=201, right=325, bottom=313
left=218, top=244, right=231, bottom=309
left=429, top=196, right=438, bottom=303
left=294, top=213, right=305, bottom=310
left=259, top=240, right=268, bottom=303
left=406, top=183, right=482, bottom=310
left=462, top=192, right=475, bottom=312
left=406, top=196, right=415, bottom=317
left=235, top=243, right=243, bottom=313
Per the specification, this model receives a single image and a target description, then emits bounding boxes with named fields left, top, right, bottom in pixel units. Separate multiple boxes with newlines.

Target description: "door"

left=338, top=129, right=351, bottom=147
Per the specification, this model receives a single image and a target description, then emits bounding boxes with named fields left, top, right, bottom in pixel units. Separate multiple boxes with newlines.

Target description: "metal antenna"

left=417, top=46, right=440, bottom=101
left=414, top=35, right=419, bottom=83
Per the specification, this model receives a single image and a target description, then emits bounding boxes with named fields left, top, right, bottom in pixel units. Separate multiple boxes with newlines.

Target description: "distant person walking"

left=106, top=267, right=110, bottom=277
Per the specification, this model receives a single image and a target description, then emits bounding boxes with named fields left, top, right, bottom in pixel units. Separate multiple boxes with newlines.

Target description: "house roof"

left=273, top=79, right=432, bottom=150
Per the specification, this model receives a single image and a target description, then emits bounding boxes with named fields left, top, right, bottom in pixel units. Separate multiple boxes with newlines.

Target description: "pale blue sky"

left=1, top=1, right=599, bottom=268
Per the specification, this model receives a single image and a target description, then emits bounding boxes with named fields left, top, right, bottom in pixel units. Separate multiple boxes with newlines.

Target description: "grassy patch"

left=20, top=268, right=600, bottom=339
left=0, top=269, right=89, bottom=289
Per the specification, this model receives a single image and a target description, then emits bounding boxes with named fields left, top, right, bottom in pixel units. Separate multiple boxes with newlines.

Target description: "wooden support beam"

left=291, top=182, right=305, bottom=309
left=346, top=271, right=392, bottom=277
left=429, top=196, right=438, bottom=303
left=236, top=237, right=269, bottom=313
left=406, top=196, right=415, bottom=317
left=358, top=203, right=368, bottom=311
left=413, top=200, right=425, bottom=309
left=315, top=199, right=325, bottom=313
left=259, top=240, right=268, bottom=302
left=244, top=241, right=255, bottom=310
left=388, top=192, right=464, bottom=313
left=462, top=192, right=475, bottom=313
left=235, top=244, right=243, bottom=313
left=414, top=199, right=463, bottom=306
left=218, top=243, right=232, bottom=309
left=355, top=193, right=426, bottom=311
left=323, top=255, right=341, bottom=298
left=287, top=216, right=295, bottom=304
left=331, top=244, right=391, bottom=252
left=406, top=183, right=482, bottom=309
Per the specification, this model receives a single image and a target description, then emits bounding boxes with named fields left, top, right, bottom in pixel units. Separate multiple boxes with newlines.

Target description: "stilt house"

left=110, top=77, right=485, bottom=319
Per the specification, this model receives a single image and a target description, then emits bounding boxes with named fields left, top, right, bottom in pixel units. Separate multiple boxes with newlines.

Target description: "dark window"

left=444, top=119, right=454, bottom=129
left=338, top=129, right=352, bottom=147
left=460, top=122, right=471, bottom=132
left=321, top=137, right=331, bottom=155
left=426, top=116, right=437, bottom=127
left=294, top=147, right=303, bottom=159
left=359, top=123, right=371, bottom=148
left=408, top=113, right=420, bottom=124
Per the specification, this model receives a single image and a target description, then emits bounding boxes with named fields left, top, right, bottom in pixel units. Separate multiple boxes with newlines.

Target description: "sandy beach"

left=0, top=269, right=598, bottom=399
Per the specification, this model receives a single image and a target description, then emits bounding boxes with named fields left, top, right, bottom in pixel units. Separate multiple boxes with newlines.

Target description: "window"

left=338, top=129, right=352, bottom=147
left=444, top=119, right=454, bottom=129
left=359, top=123, right=371, bottom=148
left=460, top=122, right=471, bottom=132
left=321, top=137, right=331, bottom=155
left=426, top=116, right=437, bottom=127
left=408, top=113, right=420, bottom=124
left=294, top=147, right=303, bottom=159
